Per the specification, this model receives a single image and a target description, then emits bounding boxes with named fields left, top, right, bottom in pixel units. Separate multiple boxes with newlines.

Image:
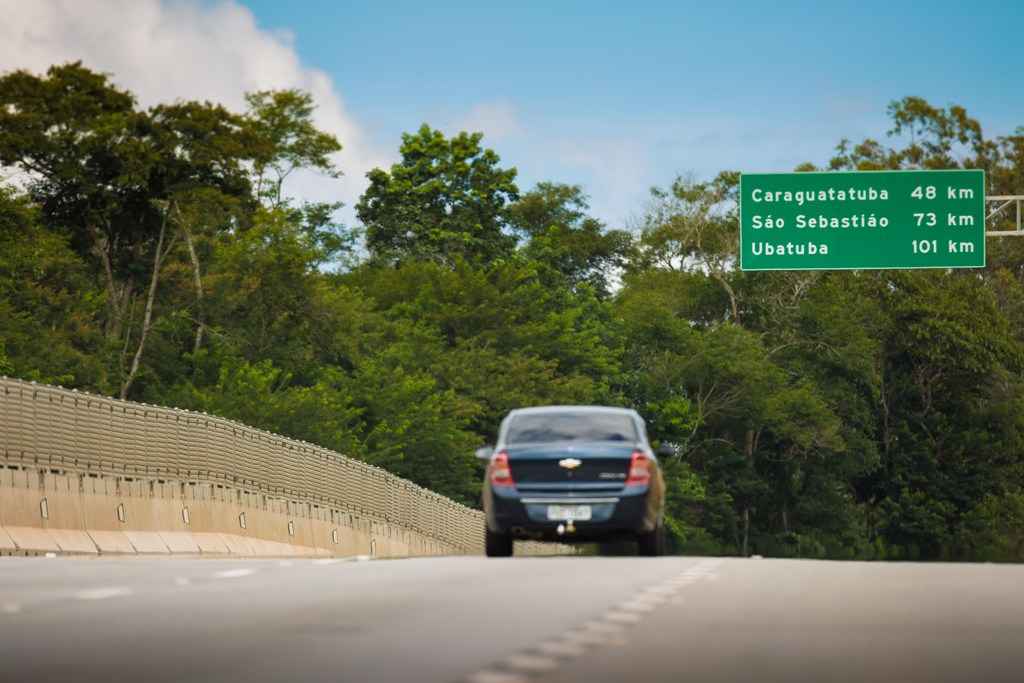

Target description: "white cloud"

left=451, top=100, right=524, bottom=141
left=0, top=0, right=389, bottom=221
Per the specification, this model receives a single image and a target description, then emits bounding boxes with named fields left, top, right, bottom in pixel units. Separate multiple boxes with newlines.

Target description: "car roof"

left=506, top=405, right=639, bottom=417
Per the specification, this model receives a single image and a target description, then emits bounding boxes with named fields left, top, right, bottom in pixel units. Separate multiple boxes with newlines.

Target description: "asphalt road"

left=1, top=553, right=1023, bottom=683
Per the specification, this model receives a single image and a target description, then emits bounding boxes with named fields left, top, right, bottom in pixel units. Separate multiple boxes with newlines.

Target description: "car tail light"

left=490, top=450, right=514, bottom=487
left=625, top=450, right=651, bottom=486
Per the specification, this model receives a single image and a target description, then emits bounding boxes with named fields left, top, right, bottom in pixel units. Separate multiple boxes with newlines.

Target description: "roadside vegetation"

left=2, top=64, right=1023, bottom=560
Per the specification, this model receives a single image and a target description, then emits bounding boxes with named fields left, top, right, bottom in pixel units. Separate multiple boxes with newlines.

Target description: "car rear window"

left=506, top=411, right=636, bottom=444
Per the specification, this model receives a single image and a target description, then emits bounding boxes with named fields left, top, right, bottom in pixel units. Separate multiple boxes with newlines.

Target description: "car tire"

left=637, top=522, right=665, bottom=557
left=485, top=528, right=513, bottom=557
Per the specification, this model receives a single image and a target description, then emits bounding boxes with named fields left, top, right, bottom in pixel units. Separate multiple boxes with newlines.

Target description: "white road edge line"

left=213, top=568, right=257, bottom=579
left=76, top=587, right=132, bottom=600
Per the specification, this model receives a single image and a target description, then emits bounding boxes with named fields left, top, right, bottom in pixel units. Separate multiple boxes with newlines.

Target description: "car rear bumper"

left=485, top=486, right=657, bottom=541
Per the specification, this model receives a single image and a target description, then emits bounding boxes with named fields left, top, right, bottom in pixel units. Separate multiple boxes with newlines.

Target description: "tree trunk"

left=712, top=271, right=739, bottom=324
left=91, top=228, right=132, bottom=341
left=741, top=508, right=750, bottom=557
left=741, top=428, right=755, bottom=556
left=120, top=209, right=177, bottom=399
left=180, top=220, right=205, bottom=355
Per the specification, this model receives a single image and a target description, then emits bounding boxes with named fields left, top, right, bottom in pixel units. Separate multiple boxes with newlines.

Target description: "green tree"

left=0, top=187, right=105, bottom=387
left=357, top=124, right=519, bottom=264
left=508, top=182, right=633, bottom=298
left=244, top=89, right=343, bottom=208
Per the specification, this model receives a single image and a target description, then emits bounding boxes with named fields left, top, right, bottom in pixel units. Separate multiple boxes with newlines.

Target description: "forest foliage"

left=3, top=64, right=1024, bottom=560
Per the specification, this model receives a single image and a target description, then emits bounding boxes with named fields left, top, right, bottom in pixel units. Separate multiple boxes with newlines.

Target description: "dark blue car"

left=478, top=406, right=668, bottom=557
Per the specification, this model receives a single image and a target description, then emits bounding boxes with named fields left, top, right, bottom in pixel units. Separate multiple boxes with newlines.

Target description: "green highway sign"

left=739, top=169, right=985, bottom=271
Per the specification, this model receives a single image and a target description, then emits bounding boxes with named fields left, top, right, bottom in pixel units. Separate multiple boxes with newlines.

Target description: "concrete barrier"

left=0, top=377, right=573, bottom=558
left=0, top=527, right=17, bottom=552
left=159, top=532, right=200, bottom=554
left=87, top=531, right=135, bottom=554
left=47, top=529, right=99, bottom=554
left=3, top=527, right=60, bottom=553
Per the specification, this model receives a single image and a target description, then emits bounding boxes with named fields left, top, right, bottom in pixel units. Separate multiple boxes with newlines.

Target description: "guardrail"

left=0, top=377, right=514, bottom=555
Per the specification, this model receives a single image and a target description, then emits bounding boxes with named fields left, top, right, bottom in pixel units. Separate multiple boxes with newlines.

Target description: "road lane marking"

left=313, top=558, right=341, bottom=565
left=503, top=654, right=559, bottom=672
left=2, top=603, right=21, bottom=614
left=603, top=611, right=642, bottom=624
left=582, top=620, right=624, bottom=633
left=536, top=640, right=586, bottom=657
left=213, top=568, right=256, bottom=579
left=278, top=560, right=293, bottom=567
left=461, top=561, right=723, bottom=683
left=174, top=577, right=191, bottom=587
left=76, top=587, right=132, bottom=600
left=669, top=576, right=698, bottom=585
left=465, top=670, right=529, bottom=683
left=563, top=630, right=616, bottom=646
left=619, top=600, right=656, bottom=612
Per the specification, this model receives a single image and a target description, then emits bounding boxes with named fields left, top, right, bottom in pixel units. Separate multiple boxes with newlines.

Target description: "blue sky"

left=227, top=1, right=1022, bottom=224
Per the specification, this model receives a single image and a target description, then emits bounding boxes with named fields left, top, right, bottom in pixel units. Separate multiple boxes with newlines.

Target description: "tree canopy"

left=3, top=66, right=1024, bottom=559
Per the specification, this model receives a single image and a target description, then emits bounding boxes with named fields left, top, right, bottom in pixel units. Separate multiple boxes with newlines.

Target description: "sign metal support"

left=986, top=196, right=1024, bottom=236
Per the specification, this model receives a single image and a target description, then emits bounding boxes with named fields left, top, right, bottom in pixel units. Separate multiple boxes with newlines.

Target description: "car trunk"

left=506, top=441, right=635, bottom=493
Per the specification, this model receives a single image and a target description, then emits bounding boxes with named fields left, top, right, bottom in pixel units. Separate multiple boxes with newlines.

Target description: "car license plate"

left=547, top=505, right=592, bottom=521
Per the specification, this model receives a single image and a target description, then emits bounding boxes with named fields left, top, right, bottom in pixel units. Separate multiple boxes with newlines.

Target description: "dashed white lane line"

left=76, top=587, right=132, bottom=601
left=312, top=558, right=342, bottom=565
left=562, top=629, right=618, bottom=646
left=603, top=610, right=642, bottom=624
left=174, top=577, right=191, bottom=587
left=619, top=599, right=657, bottom=612
left=278, top=560, right=293, bottom=567
left=536, top=640, right=586, bottom=657
left=465, top=671, right=529, bottom=683
left=668, top=577, right=698, bottom=586
left=213, top=568, right=257, bottom=579
left=463, top=560, right=724, bottom=683
left=2, top=603, right=21, bottom=614
left=582, top=620, right=624, bottom=634
left=503, top=654, right=560, bottom=672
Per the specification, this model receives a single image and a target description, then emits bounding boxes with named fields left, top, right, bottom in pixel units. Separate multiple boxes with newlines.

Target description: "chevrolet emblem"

left=558, top=458, right=582, bottom=470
